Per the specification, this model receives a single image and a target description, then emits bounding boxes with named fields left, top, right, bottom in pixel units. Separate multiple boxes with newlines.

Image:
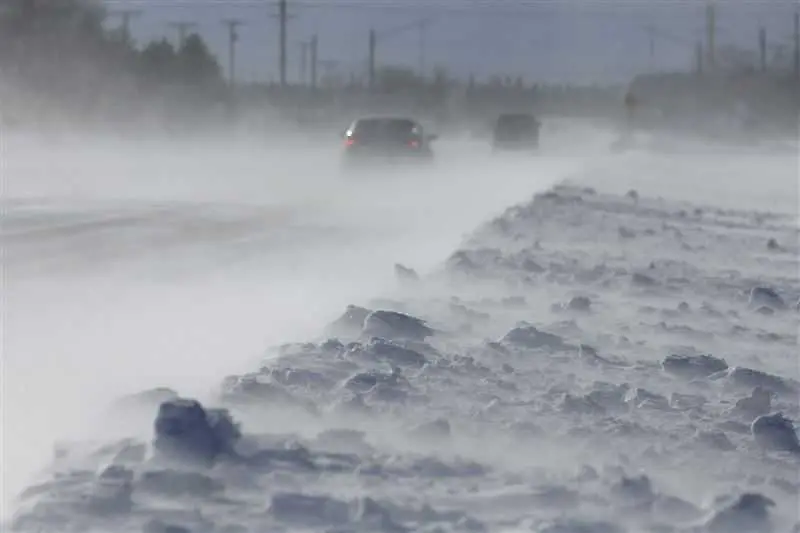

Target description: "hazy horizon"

left=99, top=0, right=800, bottom=85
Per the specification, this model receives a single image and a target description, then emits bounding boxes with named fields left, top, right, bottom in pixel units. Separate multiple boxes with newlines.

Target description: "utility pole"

left=758, top=26, right=767, bottom=72
left=169, top=21, right=197, bottom=49
left=705, top=0, right=716, bottom=71
left=222, top=19, right=243, bottom=86
left=368, top=28, right=377, bottom=90
left=794, top=9, right=799, bottom=79
left=279, top=0, right=288, bottom=87
left=310, top=34, right=318, bottom=90
left=109, top=9, right=142, bottom=45
left=268, top=0, right=294, bottom=88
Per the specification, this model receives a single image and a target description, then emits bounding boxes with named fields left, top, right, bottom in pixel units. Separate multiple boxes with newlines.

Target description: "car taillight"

left=408, top=139, right=419, bottom=148
left=345, top=137, right=355, bottom=146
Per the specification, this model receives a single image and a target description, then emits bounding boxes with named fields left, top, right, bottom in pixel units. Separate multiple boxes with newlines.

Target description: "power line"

left=99, top=0, right=791, bottom=7
left=97, top=0, right=779, bottom=20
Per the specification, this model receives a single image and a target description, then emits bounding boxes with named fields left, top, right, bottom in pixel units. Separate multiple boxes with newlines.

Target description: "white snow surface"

left=2, top=125, right=799, bottom=533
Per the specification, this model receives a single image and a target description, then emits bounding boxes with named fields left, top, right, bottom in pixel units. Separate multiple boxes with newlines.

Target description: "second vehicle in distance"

left=491, top=112, right=541, bottom=153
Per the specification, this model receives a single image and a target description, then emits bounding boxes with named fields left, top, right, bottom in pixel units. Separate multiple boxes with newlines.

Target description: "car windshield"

left=353, top=118, right=419, bottom=141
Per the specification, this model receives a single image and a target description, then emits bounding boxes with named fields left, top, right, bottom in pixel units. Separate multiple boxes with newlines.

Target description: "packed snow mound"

left=751, top=412, right=800, bottom=453
left=394, top=263, right=420, bottom=284
left=325, top=306, right=436, bottom=342
left=152, top=398, right=241, bottom=466
left=703, top=493, right=778, bottom=533
left=662, top=353, right=729, bottom=380
left=8, top=184, right=800, bottom=532
left=748, top=287, right=787, bottom=311
left=732, top=386, right=773, bottom=419
left=325, top=304, right=373, bottom=339
left=708, top=366, right=799, bottom=396
left=501, top=322, right=573, bottom=351
left=362, top=309, right=436, bottom=342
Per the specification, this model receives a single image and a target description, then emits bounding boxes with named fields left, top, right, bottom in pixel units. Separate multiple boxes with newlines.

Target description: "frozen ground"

left=1, top=126, right=798, bottom=532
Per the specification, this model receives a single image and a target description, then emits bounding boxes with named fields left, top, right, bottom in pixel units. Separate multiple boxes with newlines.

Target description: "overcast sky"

left=103, top=0, right=799, bottom=84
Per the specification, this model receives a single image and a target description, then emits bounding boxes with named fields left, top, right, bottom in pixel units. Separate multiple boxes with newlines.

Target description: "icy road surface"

left=2, top=130, right=799, bottom=532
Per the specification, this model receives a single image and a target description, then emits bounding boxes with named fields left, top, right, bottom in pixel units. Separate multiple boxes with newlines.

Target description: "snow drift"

left=6, top=153, right=799, bottom=532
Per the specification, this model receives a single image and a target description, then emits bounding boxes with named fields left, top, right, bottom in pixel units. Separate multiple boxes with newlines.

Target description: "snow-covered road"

left=1, top=131, right=589, bottom=517
left=2, top=127, right=798, bottom=532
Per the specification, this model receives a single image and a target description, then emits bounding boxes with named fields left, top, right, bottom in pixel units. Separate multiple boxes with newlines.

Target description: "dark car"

left=491, top=113, right=541, bottom=152
left=340, top=117, right=437, bottom=168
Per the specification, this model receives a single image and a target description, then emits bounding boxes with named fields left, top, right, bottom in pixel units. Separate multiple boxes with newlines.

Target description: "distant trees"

left=175, top=34, right=223, bottom=88
left=140, top=39, right=177, bottom=84
left=0, top=0, right=225, bottom=126
left=0, top=0, right=114, bottom=64
left=139, top=34, right=223, bottom=90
